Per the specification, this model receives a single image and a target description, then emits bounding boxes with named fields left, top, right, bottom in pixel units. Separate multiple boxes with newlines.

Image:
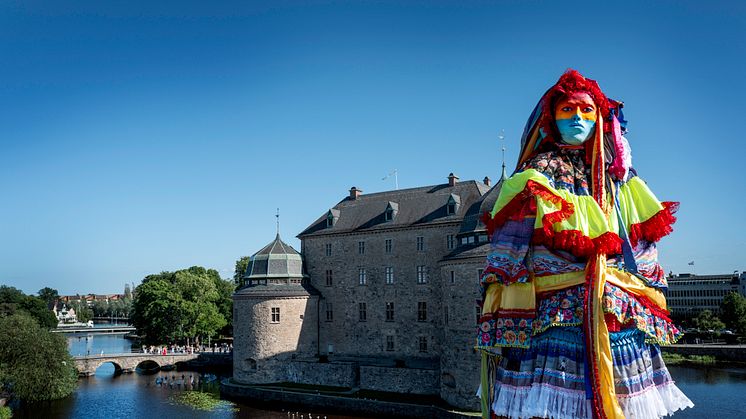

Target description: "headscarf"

left=515, top=70, right=628, bottom=212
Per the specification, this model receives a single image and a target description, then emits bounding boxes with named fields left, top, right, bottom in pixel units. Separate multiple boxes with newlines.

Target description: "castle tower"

left=232, top=233, right=319, bottom=384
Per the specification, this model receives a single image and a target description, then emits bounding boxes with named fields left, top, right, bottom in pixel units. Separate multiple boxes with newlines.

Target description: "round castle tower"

left=232, top=233, right=319, bottom=384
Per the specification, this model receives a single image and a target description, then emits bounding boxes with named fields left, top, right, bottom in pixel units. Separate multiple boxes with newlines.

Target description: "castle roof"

left=298, top=179, right=490, bottom=238
left=243, top=234, right=304, bottom=280
left=235, top=233, right=320, bottom=298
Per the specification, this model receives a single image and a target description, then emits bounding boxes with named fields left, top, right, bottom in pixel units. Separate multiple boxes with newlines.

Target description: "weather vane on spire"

left=498, top=129, right=507, bottom=180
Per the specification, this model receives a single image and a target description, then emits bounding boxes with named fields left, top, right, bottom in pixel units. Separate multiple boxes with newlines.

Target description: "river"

left=11, top=330, right=746, bottom=418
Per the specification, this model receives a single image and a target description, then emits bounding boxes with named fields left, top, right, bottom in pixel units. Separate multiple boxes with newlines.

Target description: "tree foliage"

left=0, top=313, right=78, bottom=402
left=37, top=287, right=59, bottom=307
left=0, top=286, right=57, bottom=329
left=693, top=309, right=726, bottom=331
left=721, top=292, right=746, bottom=335
left=132, top=266, right=232, bottom=345
left=233, top=256, right=250, bottom=288
left=68, top=301, right=93, bottom=323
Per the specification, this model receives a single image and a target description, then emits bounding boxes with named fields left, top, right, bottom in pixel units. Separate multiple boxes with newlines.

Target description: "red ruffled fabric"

left=483, top=180, right=623, bottom=258
left=628, top=201, right=679, bottom=247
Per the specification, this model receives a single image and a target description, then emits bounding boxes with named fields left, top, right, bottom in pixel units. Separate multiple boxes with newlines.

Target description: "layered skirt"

left=484, top=327, right=693, bottom=419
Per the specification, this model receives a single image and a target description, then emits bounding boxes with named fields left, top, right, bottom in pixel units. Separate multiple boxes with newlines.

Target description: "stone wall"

left=233, top=295, right=319, bottom=384
left=438, top=254, right=485, bottom=410
left=359, top=366, right=439, bottom=394
left=303, top=223, right=462, bottom=359
left=286, top=360, right=357, bottom=388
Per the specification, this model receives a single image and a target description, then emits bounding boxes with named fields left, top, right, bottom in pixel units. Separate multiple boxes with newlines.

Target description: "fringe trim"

left=628, top=201, right=679, bottom=247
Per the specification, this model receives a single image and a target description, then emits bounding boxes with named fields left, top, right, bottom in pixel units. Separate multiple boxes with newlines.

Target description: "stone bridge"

left=74, top=353, right=200, bottom=376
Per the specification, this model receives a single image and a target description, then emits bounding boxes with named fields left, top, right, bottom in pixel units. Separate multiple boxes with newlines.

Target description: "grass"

left=168, top=391, right=237, bottom=412
left=662, top=352, right=717, bottom=366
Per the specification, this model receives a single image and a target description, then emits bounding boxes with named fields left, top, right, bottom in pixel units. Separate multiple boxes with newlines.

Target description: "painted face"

left=554, top=92, right=597, bottom=145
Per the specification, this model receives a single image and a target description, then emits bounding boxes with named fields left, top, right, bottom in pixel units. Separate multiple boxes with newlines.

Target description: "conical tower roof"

left=244, top=233, right=303, bottom=280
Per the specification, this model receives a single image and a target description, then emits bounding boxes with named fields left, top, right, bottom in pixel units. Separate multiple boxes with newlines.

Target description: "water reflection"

left=669, top=366, right=746, bottom=418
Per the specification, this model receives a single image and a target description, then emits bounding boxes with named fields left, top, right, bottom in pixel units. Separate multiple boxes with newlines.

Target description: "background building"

left=664, top=272, right=745, bottom=316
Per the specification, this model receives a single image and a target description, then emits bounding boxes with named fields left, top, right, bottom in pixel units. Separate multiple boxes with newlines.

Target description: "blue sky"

left=1, top=1, right=744, bottom=295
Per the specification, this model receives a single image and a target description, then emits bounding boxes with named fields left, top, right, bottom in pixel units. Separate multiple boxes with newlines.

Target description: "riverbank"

left=221, top=379, right=479, bottom=419
left=662, top=344, right=746, bottom=363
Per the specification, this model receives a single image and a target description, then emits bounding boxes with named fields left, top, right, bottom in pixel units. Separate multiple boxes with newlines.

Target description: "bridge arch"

left=93, top=360, right=124, bottom=375
left=135, top=359, right=161, bottom=373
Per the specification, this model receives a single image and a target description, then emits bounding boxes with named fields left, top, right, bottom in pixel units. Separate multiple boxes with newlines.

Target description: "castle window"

left=476, top=306, right=481, bottom=323
left=271, top=307, right=280, bottom=323
left=386, top=335, right=395, bottom=351
left=384, top=201, right=399, bottom=222
left=325, top=243, right=332, bottom=256
left=358, top=268, right=367, bottom=285
left=450, top=270, right=455, bottom=284
left=385, top=302, right=395, bottom=321
left=444, top=306, right=449, bottom=325
left=359, top=302, right=367, bottom=321
left=358, top=241, right=365, bottom=254
left=417, top=266, right=427, bottom=284
left=446, top=194, right=461, bottom=215
left=385, top=267, right=394, bottom=284
left=416, top=236, right=425, bottom=251
left=447, top=234, right=455, bottom=250
left=325, top=303, right=333, bottom=322
left=418, top=336, right=428, bottom=352
left=385, top=239, right=392, bottom=253
left=417, top=302, right=427, bottom=322
left=326, top=212, right=334, bottom=228
left=325, top=270, right=333, bottom=287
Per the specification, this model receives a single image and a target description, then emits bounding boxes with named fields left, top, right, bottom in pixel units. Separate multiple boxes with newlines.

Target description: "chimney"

left=349, top=186, right=362, bottom=199
left=483, top=176, right=491, bottom=187
left=448, top=173, right=459, bottom=187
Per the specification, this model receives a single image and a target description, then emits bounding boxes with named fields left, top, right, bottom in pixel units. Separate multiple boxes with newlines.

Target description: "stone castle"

left=232, top=172, right=503, bottom=410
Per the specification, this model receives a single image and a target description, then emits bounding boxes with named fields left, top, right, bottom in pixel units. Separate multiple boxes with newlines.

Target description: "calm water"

left=13, top=331, right=746, bottom=418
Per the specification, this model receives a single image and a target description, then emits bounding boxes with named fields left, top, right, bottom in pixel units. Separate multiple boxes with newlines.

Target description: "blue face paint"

left=556, top=117, right=596, bottom=145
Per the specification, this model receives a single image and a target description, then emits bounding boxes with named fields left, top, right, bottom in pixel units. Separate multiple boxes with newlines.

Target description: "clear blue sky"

left=2, top=1, right=744, bottom=295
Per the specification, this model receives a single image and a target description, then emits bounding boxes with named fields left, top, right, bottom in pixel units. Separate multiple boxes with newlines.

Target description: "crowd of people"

left=140, top=343, right=232, bottom=355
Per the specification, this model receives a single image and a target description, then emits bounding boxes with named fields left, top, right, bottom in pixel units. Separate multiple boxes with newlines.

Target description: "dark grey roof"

left=299, top=180, right=490, bottom=237
left=458, top=179, right=504, bottom=234
left=253, top=234, right=300, bottom=256
left=234, top=282, right=320, bottom=298
left=441, top=242, right=491, bottom=262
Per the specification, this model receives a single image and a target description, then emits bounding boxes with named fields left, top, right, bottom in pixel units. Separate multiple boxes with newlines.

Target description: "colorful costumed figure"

left=477, top=70, right=694, bottom=419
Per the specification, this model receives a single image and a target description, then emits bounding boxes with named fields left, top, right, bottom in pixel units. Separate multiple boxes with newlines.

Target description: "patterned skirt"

left=485, top=327, right=693, bottom=418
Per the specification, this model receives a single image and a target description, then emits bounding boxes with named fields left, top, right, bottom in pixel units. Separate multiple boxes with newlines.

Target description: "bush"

left=0, top=406, right=12, bottom=419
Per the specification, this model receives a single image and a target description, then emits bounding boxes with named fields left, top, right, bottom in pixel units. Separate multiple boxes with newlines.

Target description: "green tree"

left=37, top=287, right=59, bottom=307
left=721, top=292, right=746, bottom=335
left=693, top=309, right=726, bottom=331
left=0, top=286, right=57, bottom=329
left=69, top=301, right=93, bottom=323
left=132, top=266, right=231, bottom=345
left=0, top=313, right=78, bottom=402
left=233, top=256, right=250, bottom=288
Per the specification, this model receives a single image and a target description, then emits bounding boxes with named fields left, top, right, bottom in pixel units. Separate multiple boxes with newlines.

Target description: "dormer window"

left=446, top=194, right=461, bottom=215
left=384, top=202, right=399, bottom=222
left=326, top=209, right=340, bottom=228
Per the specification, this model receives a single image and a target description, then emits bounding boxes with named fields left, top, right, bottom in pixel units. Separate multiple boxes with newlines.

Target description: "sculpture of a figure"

left=477, top=70, right=693, bottom=419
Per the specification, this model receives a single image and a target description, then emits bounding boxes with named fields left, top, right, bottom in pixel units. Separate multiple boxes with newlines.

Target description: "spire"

left=498, top=129, right=508, bottom=181
left=275, top=208, right=280, bottom=238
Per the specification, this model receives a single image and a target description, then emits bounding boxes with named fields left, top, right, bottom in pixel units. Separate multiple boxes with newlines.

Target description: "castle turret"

left=232, top=233, right=319, bottom=384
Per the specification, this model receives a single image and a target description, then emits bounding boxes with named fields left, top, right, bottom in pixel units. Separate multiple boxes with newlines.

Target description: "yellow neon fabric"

left=482, top=283, right=502, bottom=315
left=590, top=256, right=625, bottom=418
left=500, top=282, right=536, bottom=310
left=489, top=169, right=667, bottom=241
